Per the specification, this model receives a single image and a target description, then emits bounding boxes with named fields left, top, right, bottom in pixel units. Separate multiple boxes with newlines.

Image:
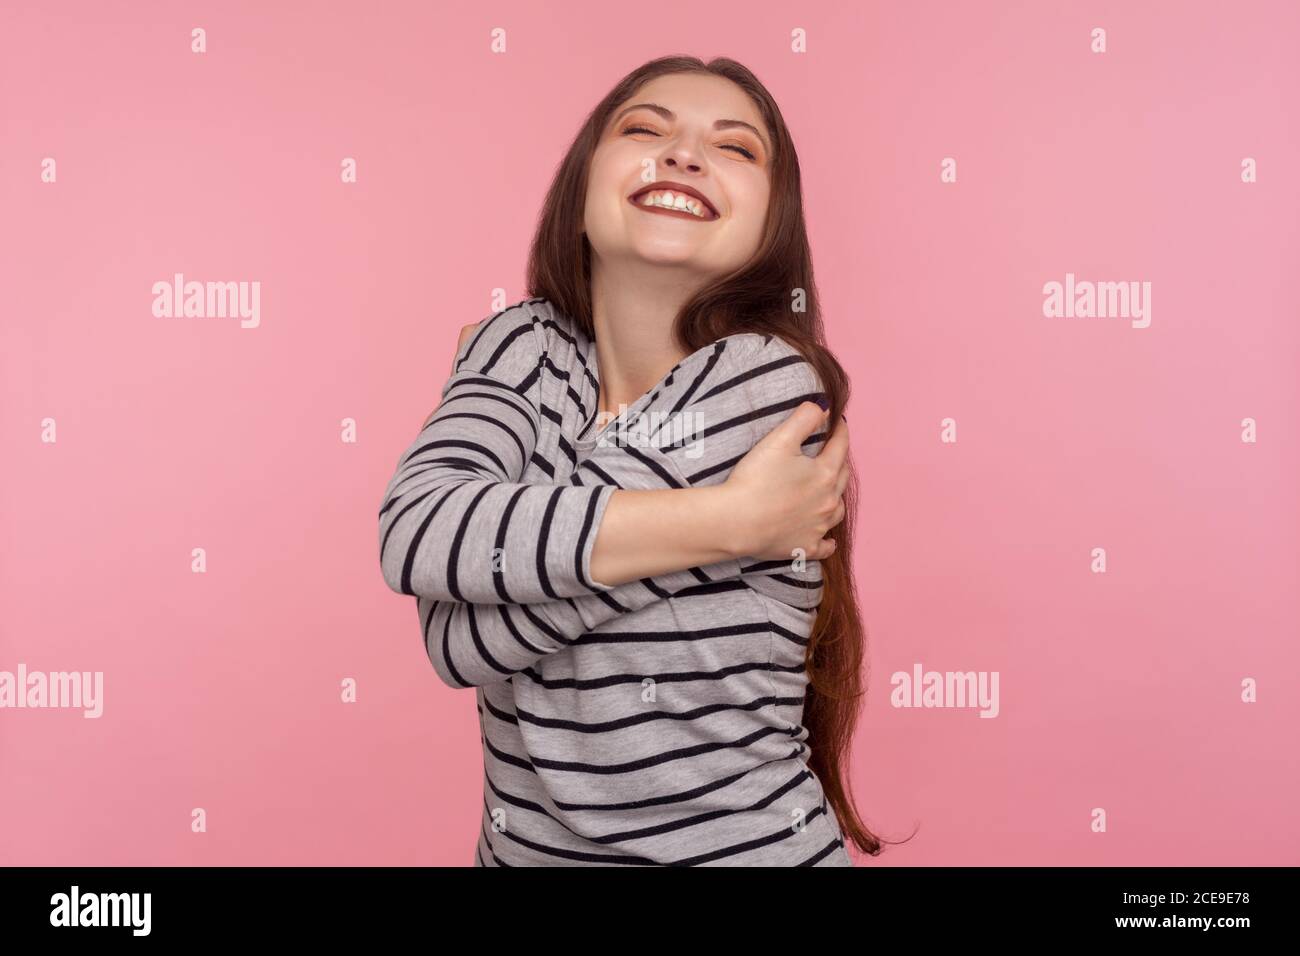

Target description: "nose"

left=659, top=135, right=704, bottom=173
left=663, top=155, right=701, bottom=173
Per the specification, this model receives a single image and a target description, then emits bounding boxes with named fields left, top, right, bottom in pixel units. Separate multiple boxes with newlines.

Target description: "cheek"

left=586, top=155, right=631, bottom=218
left=584, top=150, right=610, bottom=190
left=582, top=171, right=614, bottom=224
left=584, top=186, right=620, bottom=233
left=731, top=178, right=771, bottom=239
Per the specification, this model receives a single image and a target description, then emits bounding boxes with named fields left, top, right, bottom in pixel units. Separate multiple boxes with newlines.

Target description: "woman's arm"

left=379, top=305, right=674, bottom=604
left=589, top=400, right=846, bottom=585
left=379, top=365, right=615, bottom=602
left=417, top=401, right=846, bottom=689
left=381, top=372, right=843, bottom=604
left=401, top=330, right=849, bottom=689
left=419, top=548, right=747, bottom=688
left=586, top=331, right=849, bottom=613
left=379, top=311, right=846, bottom=606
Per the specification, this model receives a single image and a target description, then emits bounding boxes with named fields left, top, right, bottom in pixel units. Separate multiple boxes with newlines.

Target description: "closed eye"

left=621, top=125, right=757, bottom=161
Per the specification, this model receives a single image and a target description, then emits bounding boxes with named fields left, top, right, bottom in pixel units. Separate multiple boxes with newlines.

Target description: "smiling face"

left=582, top=72, right=773, bottom=280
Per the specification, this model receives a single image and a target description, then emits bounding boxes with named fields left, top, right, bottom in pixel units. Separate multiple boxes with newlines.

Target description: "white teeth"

left=637, top=189, right=711, bottom=219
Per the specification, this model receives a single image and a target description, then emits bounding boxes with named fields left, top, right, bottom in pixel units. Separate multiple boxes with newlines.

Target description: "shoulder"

left=527, top=297, right=587, bottom=354
left=712, top=331, right=824, bottom=399
left=656, top=330, right=829, bottom=482
left=696, top=330, right=826, bottom=427
left=451, top=297, right=557, bottom=384
left=455, top=296, right=593, bottom=374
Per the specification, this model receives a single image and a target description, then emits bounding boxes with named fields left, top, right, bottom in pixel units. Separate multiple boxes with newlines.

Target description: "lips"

left=627, top=181, right=719, bottom=220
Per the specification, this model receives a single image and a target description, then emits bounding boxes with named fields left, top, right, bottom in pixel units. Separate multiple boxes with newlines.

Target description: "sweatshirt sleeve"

left=418, top=331, right=835, bottom=689
left=420, top=560, right=728, bottom=688
left=653, top=332, right=833, bottom=612
left=377, top=306, right=618, bottom=605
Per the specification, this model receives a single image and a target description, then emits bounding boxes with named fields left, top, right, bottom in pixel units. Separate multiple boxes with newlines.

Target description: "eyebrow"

left=611, top=102, right=769, bottom=155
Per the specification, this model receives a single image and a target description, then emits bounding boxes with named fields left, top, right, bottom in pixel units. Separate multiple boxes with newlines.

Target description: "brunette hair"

left=525, top=55, right=899, bottom=858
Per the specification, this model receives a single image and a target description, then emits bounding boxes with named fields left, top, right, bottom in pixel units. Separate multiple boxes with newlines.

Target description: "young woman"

left=379, top=55, right=883, bottom=866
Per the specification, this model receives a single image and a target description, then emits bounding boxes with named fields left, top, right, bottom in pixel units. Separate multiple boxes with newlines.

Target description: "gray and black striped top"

left=378, top=297, right=854, bottom=866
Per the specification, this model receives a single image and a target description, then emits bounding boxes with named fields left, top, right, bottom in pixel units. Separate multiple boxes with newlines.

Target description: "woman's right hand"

left=722, top=402, right=850, bottom=563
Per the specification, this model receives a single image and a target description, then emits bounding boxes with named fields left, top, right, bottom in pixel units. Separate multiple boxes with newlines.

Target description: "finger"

left=829, top=498, right=847, bottom=528
left=816, top=413, right=851, bottom=470
left=457, top=321, right=481, bottom=353
left=757, top=400, right=829, bottom=453
left=452, top=321, right=482, bottom=375
left=813, top=536, right=838, bottom=560
left=834, top=458, right=850, bottom=497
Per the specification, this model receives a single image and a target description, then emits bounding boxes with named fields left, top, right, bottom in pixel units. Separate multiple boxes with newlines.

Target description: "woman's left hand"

left=423, top=320, right=484, bottom=430
left=453, top=320, right=482, bottom=372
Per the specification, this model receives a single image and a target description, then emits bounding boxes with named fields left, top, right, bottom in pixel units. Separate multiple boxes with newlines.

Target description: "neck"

left=589, top=252, right=708, bottom=420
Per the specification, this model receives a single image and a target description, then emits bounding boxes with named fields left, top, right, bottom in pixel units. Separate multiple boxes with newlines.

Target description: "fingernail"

left=813, top=395, right=830, bottom=411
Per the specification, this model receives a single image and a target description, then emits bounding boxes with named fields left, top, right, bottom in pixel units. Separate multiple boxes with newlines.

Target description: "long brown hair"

left=525, top=55, right=898, bottom=858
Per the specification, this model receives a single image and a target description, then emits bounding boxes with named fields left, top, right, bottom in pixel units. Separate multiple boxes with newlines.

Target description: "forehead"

left=614, top=72, right=765, bottom=129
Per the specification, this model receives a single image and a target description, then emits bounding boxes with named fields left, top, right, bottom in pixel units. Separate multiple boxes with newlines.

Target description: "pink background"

left=2, top=0, right=1297, bottom=866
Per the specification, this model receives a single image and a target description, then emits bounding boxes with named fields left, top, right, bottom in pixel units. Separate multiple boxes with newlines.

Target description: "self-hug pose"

left=379, top=56, right=881, bottom=866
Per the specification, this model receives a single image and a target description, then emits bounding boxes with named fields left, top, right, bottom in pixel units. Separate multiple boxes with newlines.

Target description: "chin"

left=627, top=236, right=711, bottom=264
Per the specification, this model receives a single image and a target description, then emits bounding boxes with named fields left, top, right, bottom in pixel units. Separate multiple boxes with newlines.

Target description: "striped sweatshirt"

left=378, top=297, right=854, bottom=867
